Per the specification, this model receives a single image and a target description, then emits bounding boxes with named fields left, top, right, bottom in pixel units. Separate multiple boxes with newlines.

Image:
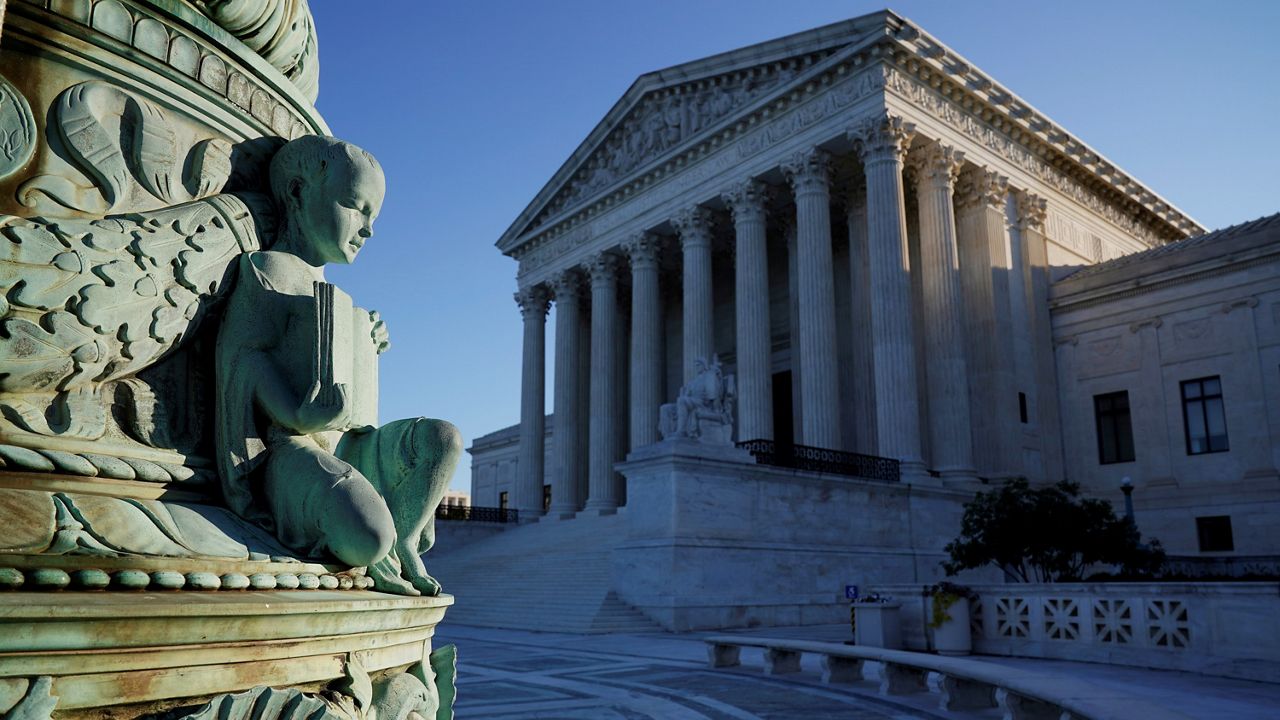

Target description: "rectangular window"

left=543, top=484, right=551, bottom=512
left=1018, top=392, right=1029, bottom=424
left=1094, top=391, right=1135, bottom=464
left=1196, top=515, right=1234, bottom=552
left=1181, top=376, right=1229, bottom=455
left=499, top=491, right=508, bottom=511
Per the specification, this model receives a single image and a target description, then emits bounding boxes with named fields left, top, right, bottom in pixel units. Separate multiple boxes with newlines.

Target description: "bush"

left=942, top=479, right=1164, bottom=582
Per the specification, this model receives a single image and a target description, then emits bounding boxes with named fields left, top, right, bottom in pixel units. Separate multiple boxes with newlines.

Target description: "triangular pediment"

left=496, top=11, right=897, bottom=252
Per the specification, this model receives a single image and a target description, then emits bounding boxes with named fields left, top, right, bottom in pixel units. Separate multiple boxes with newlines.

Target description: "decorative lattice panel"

left=1146, top=599, right=1191, bottom=649
left=995, top=597, right=1030, bottom=638
left=970, top=598, right=986, bottom=638
left=1043, top=598, right=1081, bottom=641
left=1093, top=599, right=1134, bottom=645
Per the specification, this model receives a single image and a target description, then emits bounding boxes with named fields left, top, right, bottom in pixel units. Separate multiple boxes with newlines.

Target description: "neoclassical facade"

left=483, top=10, right=1201, bottom=514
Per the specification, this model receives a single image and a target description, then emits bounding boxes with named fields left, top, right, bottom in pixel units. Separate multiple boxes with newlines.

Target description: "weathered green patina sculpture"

left=216, top=135, right=460, bottom=596
left=0, top=3, right=460, bottom=716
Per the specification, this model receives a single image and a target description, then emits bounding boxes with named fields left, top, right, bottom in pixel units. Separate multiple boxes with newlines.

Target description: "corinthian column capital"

left=954, top=166, right=1010, bottom=213
left=622, top=231, right=662, bottom=270
left=849, top=113, right=916, bottom=165
left=550, top=268, right=582, bottom=301
left=586, top=251, right=620, bottom=284
left=783, top=148, right=832, bottom=196
left=672, top=206, right=715, bottom=249
left=721, top=179, right=770, bottom=225
left=906, top=142, right=965, bottom=188
left=514, top=284, right=550, bottom=319
left=1015, top=190, right=1048, bottom=232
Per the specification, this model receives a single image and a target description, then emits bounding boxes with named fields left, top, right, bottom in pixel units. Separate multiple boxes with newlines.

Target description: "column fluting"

left=850, top=113, right=927, bottom=480
left=785, top=147, right=841, bottom=450
left=584, top=252, right=620, bottom=514
left=514, top=284, right=550, bottom=519
left=846, top=181, right=878, bottom=456
left=674, top=206, right=716, bottom=382
left=549, top=270, right=584, bottom=517
left=723, top=180, right=774, bottom=442
left=624, top=233, right=664, bottom=450
left=908, top=142, right=975, bottom=481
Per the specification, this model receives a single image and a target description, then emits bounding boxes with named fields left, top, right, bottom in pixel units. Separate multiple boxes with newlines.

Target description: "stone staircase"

left=425, top=513, right=662, bottom=634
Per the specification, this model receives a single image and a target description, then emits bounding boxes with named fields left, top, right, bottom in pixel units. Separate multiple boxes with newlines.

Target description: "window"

left=1018, top=392, right=1028, bottom=424
left=1196, top=516, right=1234, bottom=552
left=543, top=484, right=551, bottom=512
left=1181, top=376, right=1229, bottom=455
left=499, top=491, right=508, bottom=511
left=1094, top=391, right=1135, bottom=464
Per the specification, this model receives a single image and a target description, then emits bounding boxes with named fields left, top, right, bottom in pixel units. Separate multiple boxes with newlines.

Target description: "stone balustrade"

left=872, top=581, right=1280, bottom=683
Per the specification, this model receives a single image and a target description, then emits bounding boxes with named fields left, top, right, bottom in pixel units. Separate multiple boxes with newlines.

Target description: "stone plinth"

left=0, top=590, right=453, bottom=716
left=612, top=439, right=974, bottom=631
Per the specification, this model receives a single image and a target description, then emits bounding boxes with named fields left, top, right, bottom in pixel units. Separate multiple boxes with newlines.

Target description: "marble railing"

left=872, top=581, right=1280, bottom=683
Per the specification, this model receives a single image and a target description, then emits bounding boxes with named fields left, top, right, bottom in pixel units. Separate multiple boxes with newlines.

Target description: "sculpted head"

left=270, top=135, right=386, bottom=266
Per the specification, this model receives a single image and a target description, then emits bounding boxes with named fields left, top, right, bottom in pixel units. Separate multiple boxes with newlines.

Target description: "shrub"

left=942, top=479, right=1164, bottom=582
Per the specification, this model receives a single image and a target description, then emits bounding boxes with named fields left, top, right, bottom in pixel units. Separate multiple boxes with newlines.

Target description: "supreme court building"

left=466, top=11, right=1280, bottom=623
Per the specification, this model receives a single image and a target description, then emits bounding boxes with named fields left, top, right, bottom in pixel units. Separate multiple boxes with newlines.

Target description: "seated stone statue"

left=215, top=135, right=460, bottom=596
left=659, top=355, right=736, bottom=445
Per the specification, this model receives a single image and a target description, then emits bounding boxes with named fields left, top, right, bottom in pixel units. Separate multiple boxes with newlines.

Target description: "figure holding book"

left=215, top=135, right=460, bottom=596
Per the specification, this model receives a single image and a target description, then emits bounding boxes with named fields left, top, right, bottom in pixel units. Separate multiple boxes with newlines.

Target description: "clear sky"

left=309, top=1, right=1279, bottom=494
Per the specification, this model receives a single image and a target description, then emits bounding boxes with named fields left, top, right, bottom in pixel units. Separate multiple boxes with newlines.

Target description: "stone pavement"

left=434, top=624, right=1280, bottom=719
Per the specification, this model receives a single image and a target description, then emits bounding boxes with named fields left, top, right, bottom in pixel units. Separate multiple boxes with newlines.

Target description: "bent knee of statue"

left=324, top=480, right=397, bottom=567
left=412, top=418, right=463, bottom=466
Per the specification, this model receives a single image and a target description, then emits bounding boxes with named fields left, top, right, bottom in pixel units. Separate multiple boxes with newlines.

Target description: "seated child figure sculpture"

left=216, top=135, right=460, bottom=596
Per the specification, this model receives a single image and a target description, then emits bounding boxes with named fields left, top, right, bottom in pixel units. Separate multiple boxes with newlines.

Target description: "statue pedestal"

left=0, top=590, right=453, bottom=716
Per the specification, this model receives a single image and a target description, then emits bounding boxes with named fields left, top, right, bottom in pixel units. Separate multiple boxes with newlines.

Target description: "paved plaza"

left=435, top=624, right=1280, bottom=719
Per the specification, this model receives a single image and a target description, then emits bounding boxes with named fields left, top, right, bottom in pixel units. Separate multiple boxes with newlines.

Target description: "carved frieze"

left=883, top=67, right=1168, bottom=246
left=514, top=65, right=889, bottom=279
left=536, top=55, right=822, bottom=225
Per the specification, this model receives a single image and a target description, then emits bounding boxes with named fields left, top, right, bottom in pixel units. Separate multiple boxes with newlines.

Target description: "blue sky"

left=310, top=1, right=1279, bottom=494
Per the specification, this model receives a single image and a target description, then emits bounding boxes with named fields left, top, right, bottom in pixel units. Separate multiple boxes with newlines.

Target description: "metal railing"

left=735, top=439, right=900, bottom=483
left=435, top=505, right=519, bottom=524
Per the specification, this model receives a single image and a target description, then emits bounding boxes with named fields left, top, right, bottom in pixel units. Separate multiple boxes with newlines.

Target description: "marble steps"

left=426, top=513, right=661, bottom=633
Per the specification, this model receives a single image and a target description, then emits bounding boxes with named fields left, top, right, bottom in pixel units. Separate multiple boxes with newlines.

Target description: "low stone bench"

left=702, top=635, right=1197, bottom=720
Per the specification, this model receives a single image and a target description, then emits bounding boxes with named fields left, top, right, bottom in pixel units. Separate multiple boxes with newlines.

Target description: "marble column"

left=674, top=206, right=715, bottom=382
left=850, top=114, right=927, bottom=481
left=584, top=253, right=620, bottom=514
left=549, top=270, right=583, bottom=518
left=1016, top=191, right=1066, bottom=482
left=784, top=148, right=841, bottom=450
left=908, top=142, right=975, bottom=481
left=955, top=168, right=1017, bottom=479
left=723, top=180, right=773, bottom=442
left=624, top=233, right=664, bottom=450
left=846, top=181, right=877, bottom=456
left=514, top=284, right=550, bottom=520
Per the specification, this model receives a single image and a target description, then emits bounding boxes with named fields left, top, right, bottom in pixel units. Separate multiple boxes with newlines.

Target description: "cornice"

left=1049, top=244, right=1280, bottom=314
left=882, top=18, right=1203, bottom=242
left=504, top=11, right=1206, bottom=277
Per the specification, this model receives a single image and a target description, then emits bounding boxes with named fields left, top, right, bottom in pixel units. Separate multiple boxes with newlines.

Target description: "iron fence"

left=735, top=439, right=900, bottom=482
left=435, top=505, right=519, bottom=523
